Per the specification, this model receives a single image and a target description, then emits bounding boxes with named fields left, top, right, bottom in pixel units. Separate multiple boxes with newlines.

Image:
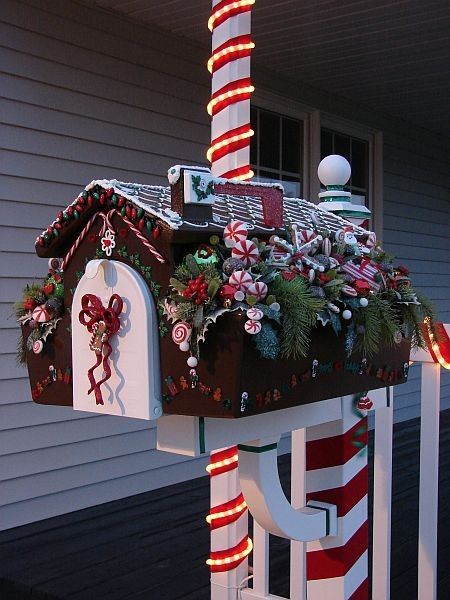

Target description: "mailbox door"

left=72, top=259, right=162, bottom=420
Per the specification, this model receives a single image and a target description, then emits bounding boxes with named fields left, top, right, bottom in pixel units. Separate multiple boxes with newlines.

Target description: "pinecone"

left=309, top=286, right=326, bottom=299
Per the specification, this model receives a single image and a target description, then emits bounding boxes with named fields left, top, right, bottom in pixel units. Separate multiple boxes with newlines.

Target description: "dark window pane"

left=259, top=170, right=281, bottom=180
left=281, top=174, right=301, bottom=198
left=321, top=129, right=333, bottom=159
left=351, top=139, right=368, bottom=189
left=282, top=118, right=301, bottom=173
left=250, top=107, right=258, bottom=166
left=334, top=134, right=350, bottom=162
left=259, top=111, right=280, bottom=169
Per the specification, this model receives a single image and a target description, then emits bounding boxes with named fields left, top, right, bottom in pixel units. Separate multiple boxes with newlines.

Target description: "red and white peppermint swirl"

left=232, top=239, right=259, bottom=267
left=246, top=307, right=263, bottom=321
left=246, top=281, right=268, bottom=301
left=172, top=321, right=192, bottom=345
left=32, top=305, right=52, bottom=323
left=244, top=319, right=261, bottom=335
left=32, top=339, right=44, bottom=354
left=229, top=269, right=253, bottom=291
left=207, top=0, right=255, bottom=180
left=223, top=220, right=248, bottom=248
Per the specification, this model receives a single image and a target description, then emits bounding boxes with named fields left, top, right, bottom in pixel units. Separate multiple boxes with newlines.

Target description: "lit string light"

left=207, top=535, right=253, bottom=572
left=424, top=319, right=450, bottom=370
left=207, top=447, right=251, bottom=571
left=206, top=492, right=247, bottom=529
left=208, top=0, right=256, bottom=31
left=207, top=1, right=255, bottom=180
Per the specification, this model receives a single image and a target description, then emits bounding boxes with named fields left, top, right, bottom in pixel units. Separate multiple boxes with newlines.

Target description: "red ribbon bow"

left=79, top=293, right=123, bottom=405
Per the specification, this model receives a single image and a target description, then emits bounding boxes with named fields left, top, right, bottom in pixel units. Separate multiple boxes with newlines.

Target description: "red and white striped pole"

left=207, top=446, right=251, bottom=599
left=304, top=397, right=369, bottom=599
left=207, top=3, right=255, bottom=598
left=207, top=0, right=255, bottom=180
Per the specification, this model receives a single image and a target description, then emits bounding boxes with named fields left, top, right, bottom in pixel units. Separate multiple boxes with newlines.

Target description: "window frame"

left=250, top=90, right=384, bottom=240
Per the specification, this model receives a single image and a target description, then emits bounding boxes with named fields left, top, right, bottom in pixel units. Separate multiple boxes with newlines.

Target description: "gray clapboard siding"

left=1, top=0, right=449, bottom=530
left=0, top=0, right=210, bottom=531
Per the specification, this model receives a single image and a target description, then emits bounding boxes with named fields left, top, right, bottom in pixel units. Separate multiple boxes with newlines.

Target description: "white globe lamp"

left=318, top=154, right=351, bottom=188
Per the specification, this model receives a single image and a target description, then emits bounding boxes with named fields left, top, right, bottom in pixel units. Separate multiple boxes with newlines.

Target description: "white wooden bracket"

left=238, top=437, right=337, bottom=542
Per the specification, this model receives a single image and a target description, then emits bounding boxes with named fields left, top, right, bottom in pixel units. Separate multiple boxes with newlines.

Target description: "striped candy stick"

left=207, top=446, right=251, bottom=599
left=305, top=396, right=369, bottom=599
left=207, top=0, right=256, bottom=180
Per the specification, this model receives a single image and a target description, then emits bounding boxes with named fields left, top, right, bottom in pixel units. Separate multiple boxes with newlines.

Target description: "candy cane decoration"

left=207, top=0, right=255, bottom=180
left=61, top=209, right=165, bottom=271
left=121, top=215, right=166, bottom=264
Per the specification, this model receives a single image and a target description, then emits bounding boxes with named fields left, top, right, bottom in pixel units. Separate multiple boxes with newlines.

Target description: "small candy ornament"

left=246, top=308, right=263, bottom=321
left=32, top=304, right=52, bottom=323
left=223, top=220, right=248, bottom=248
left=246, top=281, right=268, bottom=301
left=229, top=270, right=253, bottom=292
left=172, top=321, right=192, bottom=346
left=232, top=239, right=259, bottom=267
left=245, top=319, right=262, bottom=335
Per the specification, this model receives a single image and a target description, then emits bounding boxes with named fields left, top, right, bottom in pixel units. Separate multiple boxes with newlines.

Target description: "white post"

left=290, top=428, right=307, bottom=600
left=372, top=387, right=394, bottom=600
left=209, top=446, right=250, bottom=600
left=418, top=362, right=440, bottom=600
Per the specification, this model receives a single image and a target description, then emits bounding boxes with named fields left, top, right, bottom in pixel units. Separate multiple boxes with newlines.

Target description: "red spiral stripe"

left=208, top=492, right=247, bottom=530
left=207, top=534, right=253, bottom=572
left=209, top=0, right=255, bottom=32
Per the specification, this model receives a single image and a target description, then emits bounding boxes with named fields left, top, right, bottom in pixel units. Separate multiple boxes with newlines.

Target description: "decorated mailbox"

left=14, top=2, right=441, bottom=599
left=17, top=166, right=422, bottom=419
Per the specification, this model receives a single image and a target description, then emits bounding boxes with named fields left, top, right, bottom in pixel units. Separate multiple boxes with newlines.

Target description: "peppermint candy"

left=341, top=285, right=357, bottom=297
left=32, top=305, right=52, bottom=323
left=232, top=239, right=259, bottom=267
left=172, top=321, right=192, bottom=345
left=229, top=270, right=253, bottom=292
left=246, top=281, right=268, bottom=301
left=366, top=231, right=377, bottom=249
left=32, top=339, right=44, bottom=354
left=223, top=220, right=248, bottom=248
left=244, top=319, right=262, bottom=335
left=246, top=308, right=263, bottom=321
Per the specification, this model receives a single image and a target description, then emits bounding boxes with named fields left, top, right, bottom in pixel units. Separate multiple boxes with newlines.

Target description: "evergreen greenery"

left=270, top=276, right=326, bottom=359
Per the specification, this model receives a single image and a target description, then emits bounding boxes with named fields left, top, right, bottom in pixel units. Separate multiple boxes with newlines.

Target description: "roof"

left=36, top=175, right=371, bottom=254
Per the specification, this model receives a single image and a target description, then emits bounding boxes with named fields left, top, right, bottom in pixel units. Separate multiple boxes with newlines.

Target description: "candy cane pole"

left=207, top=447, right=251, bottom=600
left=207, top=0, right=255, bottom=180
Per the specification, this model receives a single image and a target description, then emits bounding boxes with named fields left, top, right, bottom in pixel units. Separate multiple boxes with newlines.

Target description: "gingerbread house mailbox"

left=17, top=162, right=421, bottom=420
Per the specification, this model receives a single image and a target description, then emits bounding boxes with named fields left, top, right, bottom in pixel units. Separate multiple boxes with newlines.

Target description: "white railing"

left=238, top=334, right=446, bottom=600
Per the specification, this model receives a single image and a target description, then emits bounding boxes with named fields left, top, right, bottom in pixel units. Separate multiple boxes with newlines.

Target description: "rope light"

left=208, top=0, right=255, bottom=31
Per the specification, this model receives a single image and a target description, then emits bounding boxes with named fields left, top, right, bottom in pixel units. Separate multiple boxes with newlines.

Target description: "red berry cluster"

left=183, top=275, right=208, bottom=305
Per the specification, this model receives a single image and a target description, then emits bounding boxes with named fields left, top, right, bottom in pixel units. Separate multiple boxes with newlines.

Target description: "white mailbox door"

left=72, top=259, right=162, bottom=420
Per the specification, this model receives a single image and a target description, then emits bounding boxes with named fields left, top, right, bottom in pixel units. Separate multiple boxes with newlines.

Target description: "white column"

left=418, top=362, right=440, bottom=600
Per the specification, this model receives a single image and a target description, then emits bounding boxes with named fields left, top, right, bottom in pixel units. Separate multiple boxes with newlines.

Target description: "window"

left=250, top=106, right=303, bottom=198
left=320, top=128, right=369, bottom=207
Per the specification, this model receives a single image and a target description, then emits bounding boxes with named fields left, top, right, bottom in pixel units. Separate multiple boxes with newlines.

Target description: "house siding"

left=0, top=0, right=448, bottom=530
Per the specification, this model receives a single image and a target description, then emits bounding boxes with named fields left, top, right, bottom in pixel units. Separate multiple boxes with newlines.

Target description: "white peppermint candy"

left=223, top=220, right=248, bottom=248
left=244, top=319, right=262, bottom=335
left=32, top=339, right=44, bottom=354
left=172, top=321, right=192, bottom=345
left=229, top=270, right=253, bottom=292
left=246, top=281, right=268, bottom=301
left=32, top=305, right=52, bottom=323
left=246, top=308, right=263, bottom=321
left=342, top=285, right=357, bottom=297
left=232, top=239, right=259, bottom=267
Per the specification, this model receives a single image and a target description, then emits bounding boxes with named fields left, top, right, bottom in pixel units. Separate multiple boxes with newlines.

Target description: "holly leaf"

left=169, top=278, right=187, bottom=293
left=207, top=277, right=221, bottom=299
left=185, top=254, right=200, bottom=277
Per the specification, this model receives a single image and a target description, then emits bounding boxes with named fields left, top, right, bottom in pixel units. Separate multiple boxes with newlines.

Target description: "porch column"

left=208, top=446, right=250, bottom=600
left=305, top=396, right=369, bottom=599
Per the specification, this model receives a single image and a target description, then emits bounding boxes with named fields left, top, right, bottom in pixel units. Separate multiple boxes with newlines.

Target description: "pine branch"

left=270, top=276, right=326, bottom=359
